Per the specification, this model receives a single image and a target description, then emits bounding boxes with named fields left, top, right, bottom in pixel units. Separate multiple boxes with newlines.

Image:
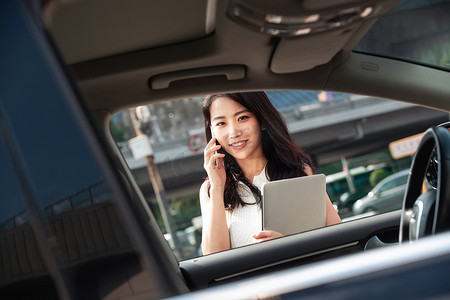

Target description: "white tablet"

left=261, top=174, right=326, bottom=236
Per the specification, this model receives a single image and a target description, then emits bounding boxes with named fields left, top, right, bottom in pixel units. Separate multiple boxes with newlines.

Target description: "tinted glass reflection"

left=0, top=132, right=58, bottom=297
left=0, top=137, right=27, bottom=231
left=0, top=2, right=157, bottom=297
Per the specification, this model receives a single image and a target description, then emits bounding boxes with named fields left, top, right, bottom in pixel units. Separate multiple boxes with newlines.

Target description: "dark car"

left=353, top=169, right=410, bottom=215
left=337, top=189, right=371, bottom=218
left=1, top=0, right=450, bottom=299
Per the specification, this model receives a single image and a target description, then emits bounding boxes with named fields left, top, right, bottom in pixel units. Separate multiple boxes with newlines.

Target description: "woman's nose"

left=228, top=124, right=241, bottom=138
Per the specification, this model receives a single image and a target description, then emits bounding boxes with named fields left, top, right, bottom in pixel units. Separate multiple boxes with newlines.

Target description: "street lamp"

left=136, top=105, right=165, bottom=143
left=129, top=106, right=181, bottom=258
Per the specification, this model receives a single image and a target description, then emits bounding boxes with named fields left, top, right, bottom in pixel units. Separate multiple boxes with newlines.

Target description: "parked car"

left=353, top=169, right=410, bottom=215
left=337, top=189, right=371, bottom=218
left=164, top=229, right=202, bottom=260
left=328, top=163, right=393, bottom=219
left=1, top=0, right=450, bottom=299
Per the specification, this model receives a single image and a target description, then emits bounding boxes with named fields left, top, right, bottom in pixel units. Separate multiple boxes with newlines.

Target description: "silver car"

left=353, top=169, right=410, bottom=215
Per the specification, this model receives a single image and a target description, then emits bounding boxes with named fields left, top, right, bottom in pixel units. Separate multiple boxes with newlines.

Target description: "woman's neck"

left=237, top=157, right=268, bottom=181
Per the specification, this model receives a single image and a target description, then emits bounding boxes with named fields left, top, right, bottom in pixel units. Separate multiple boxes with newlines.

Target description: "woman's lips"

left=229, top=140, right=247, bottom=150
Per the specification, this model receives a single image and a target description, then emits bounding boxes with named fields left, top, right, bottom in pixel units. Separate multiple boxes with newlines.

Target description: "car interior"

left=44, top=0, right=450, bottom=292
left=2, top=0, right=450, bottom=298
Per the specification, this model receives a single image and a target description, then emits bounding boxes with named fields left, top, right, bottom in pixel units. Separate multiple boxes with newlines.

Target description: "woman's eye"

left=238, top=115, right=249, bottom=121
left=216, top=122, right=225, bottom=126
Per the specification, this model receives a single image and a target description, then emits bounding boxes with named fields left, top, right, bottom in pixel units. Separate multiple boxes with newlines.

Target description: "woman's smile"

left=229, top=139, right=248, bottom=150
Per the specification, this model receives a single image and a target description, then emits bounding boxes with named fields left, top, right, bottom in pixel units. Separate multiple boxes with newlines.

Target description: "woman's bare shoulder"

left=304, top=164, right=315, bottom=176
left=200, top=179, right=210, bottom=190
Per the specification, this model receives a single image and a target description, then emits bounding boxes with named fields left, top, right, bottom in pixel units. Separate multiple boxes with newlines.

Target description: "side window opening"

left=110, top=91, right=449, bottom=259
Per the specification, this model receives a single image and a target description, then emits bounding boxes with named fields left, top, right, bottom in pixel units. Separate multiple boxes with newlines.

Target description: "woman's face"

left=209, top=97, right=264, bottom=163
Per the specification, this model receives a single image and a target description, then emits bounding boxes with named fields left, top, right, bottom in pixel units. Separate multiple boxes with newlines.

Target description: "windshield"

left=354, top=0, right=450, bottom=71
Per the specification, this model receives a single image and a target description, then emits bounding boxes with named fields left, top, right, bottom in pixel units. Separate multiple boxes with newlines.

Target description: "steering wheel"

left=399, top=123, right=450, bottom=243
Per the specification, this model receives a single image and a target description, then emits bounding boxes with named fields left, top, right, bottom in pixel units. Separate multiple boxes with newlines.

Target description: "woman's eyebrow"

left=234, top=109, right=250, bottom=116
left=212, top=115, right=225, bottom=121
left=212, top=109, right=250, bottom=121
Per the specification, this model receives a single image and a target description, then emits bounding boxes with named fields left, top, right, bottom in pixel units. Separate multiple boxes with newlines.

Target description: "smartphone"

left=210, top=126, right=220, bottom=168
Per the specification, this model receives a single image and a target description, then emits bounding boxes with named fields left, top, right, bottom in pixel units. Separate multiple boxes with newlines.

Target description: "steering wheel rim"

left=399, top=124, right=450, bottom=243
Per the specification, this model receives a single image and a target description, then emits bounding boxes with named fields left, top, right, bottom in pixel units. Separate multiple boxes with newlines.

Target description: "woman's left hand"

left=252, top=230, right=284, bottom=243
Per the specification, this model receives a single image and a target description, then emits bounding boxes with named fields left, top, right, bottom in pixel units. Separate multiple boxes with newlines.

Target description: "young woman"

left=200, top=92, right=341, bottom=255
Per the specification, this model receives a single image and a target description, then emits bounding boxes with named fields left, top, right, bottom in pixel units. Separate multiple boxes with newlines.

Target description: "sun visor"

left=45, top=0, right=217, bottom=64
left=270, top=26, right=357, bottom=73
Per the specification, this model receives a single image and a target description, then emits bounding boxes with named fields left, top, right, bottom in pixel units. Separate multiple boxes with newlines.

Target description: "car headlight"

left=353, top=200, right=363, bottom=211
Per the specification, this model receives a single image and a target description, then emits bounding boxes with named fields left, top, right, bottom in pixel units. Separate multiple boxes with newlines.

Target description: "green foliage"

left=440, top=50, right=450, bottom=68
left=369, top=169, right=390, bottom=187
left=147, top=193, right=201, bottom=234
left=169, top=193, right=201, bottom=231
left=149, top=202, right=166, bottom=233
left=110, top=121, right=127, bottom=142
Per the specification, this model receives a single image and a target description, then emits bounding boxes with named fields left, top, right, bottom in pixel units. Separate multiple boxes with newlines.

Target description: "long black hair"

left=202, top=92, right=314, bottom=210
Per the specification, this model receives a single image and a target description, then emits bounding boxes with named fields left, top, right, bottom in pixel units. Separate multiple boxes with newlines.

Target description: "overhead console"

left=227, top=0, right=399, bottom=73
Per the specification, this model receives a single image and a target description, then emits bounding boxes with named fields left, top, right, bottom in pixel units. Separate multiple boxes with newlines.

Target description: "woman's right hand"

left=203, top=137, right=226, bottom=188
left=200, top=138, right=230, bottom=255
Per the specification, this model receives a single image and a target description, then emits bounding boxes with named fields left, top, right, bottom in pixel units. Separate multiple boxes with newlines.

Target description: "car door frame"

left=180, top=210, right=401, bottom=290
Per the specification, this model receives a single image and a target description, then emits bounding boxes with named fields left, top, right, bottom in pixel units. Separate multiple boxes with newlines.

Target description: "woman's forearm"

left=325, top=194, right=342, bottom=225
left=200, top=184, right=230, bottom=255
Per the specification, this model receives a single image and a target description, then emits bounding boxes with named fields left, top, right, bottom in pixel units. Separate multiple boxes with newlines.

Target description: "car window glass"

left=0, top=137, right=26, bottom=231
left=398, top=174, right=409, bottom=186
left=0, top=3, right=164, bottom=296
left=391, top=177, right=403, bottom=188
left=112, top=92, right=449, bottom=260
left=354, top=0, right=450, bottom=72
left=0, top=136, right=61, bottom=297
left=379, top=181, right=396, bottom=194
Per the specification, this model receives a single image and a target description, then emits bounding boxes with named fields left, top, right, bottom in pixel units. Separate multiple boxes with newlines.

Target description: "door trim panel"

left=180, top=210, right=401, bottom=290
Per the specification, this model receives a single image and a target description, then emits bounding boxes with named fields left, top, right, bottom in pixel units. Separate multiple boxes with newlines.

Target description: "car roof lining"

left=80, top=49, right=450, bottom=115
left=45, top=0, right=216, bottom=64
left=43, top=0, right=450, bottom=116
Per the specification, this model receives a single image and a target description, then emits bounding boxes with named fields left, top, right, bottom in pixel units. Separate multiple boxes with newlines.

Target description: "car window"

left=393, top=175, right=408, bottom=187
left=378, top=173, right=409, bottom=193
left=0, top=135, right=26, bottom=232
left=354, top=0, right=450, bottom=72
left=379, top=180, right=397, bottom=194
left=0, top=4, right=168, bottom=297
left=0, top=93, right=157, bottom=298
left=0, top=79, right=162, bottom=299
left=111, top=92, right=448, bottom=260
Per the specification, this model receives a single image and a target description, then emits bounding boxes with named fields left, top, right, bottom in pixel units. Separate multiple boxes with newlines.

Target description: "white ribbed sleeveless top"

left=225, top=167, right=268, bottom=248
